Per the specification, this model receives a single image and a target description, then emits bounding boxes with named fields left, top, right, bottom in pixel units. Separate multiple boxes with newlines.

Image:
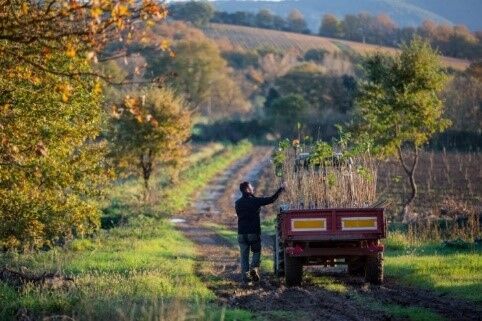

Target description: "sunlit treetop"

left=0, top=0, right=168, bottom=83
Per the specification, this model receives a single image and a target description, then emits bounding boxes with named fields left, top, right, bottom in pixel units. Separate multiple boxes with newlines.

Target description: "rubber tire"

left=273, top=233, right=285, bottom=277
left=365, top=253, right=384, bottom=285
left=284, top=252, right=303, bottom=286
left=347, top=257, right=365, bottom=276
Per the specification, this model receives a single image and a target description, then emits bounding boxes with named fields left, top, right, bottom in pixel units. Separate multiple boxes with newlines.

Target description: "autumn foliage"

left=0, top=0, right=169, bottom=250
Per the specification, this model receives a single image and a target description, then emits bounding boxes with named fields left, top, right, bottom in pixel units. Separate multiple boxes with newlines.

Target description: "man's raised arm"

left=254, top=185, right=285, bottom=206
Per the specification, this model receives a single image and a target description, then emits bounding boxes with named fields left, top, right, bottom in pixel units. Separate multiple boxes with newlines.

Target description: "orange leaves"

left=69, top=0, right=81, bottom=10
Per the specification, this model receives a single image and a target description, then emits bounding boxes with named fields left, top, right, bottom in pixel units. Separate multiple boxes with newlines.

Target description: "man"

left=235, top=181, right=285, bottom=283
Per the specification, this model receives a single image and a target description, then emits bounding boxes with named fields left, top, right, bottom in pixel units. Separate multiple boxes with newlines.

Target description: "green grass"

left=0, top=142, right=254, bottom=320
left=0, top=218, right=213, bottom=319
left=384, top=236, right=482, bottom=303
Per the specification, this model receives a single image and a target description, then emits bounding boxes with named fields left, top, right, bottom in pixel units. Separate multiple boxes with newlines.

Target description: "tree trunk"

left=397, top=144, right=419, bottom=222
left=140, top=149, right=153, bottom=202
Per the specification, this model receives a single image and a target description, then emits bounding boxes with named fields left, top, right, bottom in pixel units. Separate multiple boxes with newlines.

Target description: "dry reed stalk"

left=275, top=149, right=378, bottom=209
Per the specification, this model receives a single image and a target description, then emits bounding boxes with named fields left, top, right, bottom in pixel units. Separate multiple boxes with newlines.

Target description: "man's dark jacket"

left=235, top=188, right=283, bottom=234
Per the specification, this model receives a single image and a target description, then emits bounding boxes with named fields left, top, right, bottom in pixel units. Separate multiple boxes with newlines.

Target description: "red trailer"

left=273, top=207, right=386, bottom=286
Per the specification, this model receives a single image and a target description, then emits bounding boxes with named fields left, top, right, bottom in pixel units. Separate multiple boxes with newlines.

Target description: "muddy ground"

left=175, top=148, right=481, bottom=321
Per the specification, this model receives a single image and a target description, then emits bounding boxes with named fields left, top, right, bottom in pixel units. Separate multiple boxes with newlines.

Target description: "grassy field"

left=384, top=232, right=482, bottom=303
left=204, top=23, right=470, bottom=71
left=0, top=142, right=255, bottom=321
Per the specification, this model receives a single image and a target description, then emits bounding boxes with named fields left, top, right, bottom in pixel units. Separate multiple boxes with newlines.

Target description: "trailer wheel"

left=347, top=257, right=365, bottom=276
left=365, top=253, right=383, bottom=285
left=273, top=232, right=285, bottom=277
left=284, top=252, right=303, bottom=286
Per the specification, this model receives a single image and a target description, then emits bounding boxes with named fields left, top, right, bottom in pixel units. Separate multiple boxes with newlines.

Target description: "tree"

left=0, top=0, right=166, bottom=84
left=319, top=14, right=341, bottom=38
left=0, top=53, right=105, bottom=251
left=266, top=94, right=310, bottom=137
left=0, top=0, right=166, bottom=251
left=442, top=71, right=482, bottom=134
left=109, top=87, right=191, bottom=197
left=149, top=38, right=248, bottom=116
left=356, top=37, right=449, bottom=218
left=256, top=9, right=274, bottom=29
left=304, top=48, right=327, bottom=63
left=287, top=9, right=308, bottom=34
left=170, top=0, right=214, bottom=28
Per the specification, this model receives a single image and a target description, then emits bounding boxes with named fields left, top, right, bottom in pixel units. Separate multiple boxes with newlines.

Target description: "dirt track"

left=176, top=148, right=481, bottom=321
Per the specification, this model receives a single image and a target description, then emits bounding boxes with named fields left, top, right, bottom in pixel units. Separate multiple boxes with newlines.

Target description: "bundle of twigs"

left=274, top=146, right=377, bottom=209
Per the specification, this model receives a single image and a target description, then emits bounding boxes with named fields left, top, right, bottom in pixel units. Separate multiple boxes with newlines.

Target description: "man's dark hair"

left=239, top=181, right=250, bottom=194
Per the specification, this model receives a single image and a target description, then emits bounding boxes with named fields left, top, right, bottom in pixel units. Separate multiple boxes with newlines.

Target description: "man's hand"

left=280, top=181, right=287, bottom=191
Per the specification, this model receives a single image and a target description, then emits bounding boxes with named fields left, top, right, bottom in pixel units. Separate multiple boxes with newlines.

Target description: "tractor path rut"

left=175, top=148, right=481, bottom=321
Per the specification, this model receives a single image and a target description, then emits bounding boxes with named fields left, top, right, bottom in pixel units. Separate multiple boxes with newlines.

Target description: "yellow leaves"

left=56, top=82, right=73, bottom=102
left=112, top=3, right=130, bottom=26
left=20, top=2, right=29, bottom=15
left=65, top=43, right=77, bottom=58
left=159, top=39, right=170, bottom=51
left=30, top=76, right=42, bottom=86
left=91, top=6, right=103, bottom=20
left=116, top=4, right=129, bottom=17
left=93, top=81, right=102, bottom=95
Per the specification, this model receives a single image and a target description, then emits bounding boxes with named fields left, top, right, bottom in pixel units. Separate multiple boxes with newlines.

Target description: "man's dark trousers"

left=238, top=234, right=261, bottom=275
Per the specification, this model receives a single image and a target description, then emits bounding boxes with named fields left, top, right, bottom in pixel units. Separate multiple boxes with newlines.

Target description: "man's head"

left=240, top=181, right=254, bottom=195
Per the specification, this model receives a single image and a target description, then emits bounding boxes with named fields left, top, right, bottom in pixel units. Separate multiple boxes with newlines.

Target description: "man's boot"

left=242, top=272, right=252, bottom=284
left=249, top=267, right=260, bottom=282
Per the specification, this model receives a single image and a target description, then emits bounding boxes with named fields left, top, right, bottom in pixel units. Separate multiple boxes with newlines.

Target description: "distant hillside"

left=204, top=23, right=470, bottom=71
left=211, top=0, right=482, bottom=32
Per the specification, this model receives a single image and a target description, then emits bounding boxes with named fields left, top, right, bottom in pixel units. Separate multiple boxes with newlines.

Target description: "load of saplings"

left=272, top=138, right=378, bottom=209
